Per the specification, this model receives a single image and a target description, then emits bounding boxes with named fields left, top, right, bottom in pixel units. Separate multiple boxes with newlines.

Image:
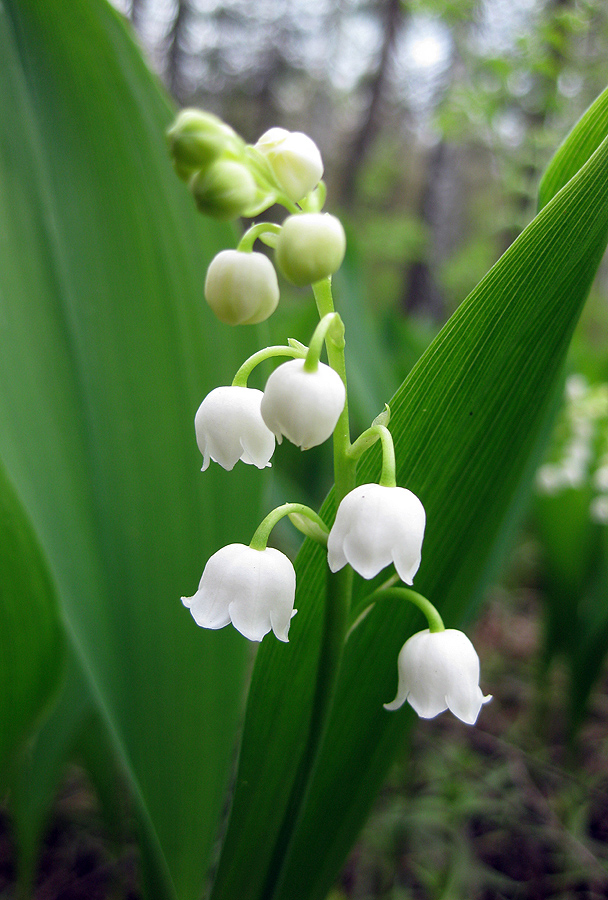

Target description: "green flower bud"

left=275, top=213, right=346, bottom=286
left=190, top=160, right=257, bottom=221
left=255, top=128, right=324, bottom=202
left=167, top=109, right=242, bottom=181
left=205, top=250, right=280, bottom=325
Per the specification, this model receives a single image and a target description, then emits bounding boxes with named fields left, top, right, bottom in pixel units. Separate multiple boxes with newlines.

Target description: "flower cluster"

left=171, top=111, right=489, bottom=726
left=536, top=373, right=608, bottom=523
left=168, top=112, right=345, bottom=325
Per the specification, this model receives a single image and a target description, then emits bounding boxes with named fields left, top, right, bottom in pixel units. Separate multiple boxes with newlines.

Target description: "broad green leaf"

left=0, top=457, right=63, bottom=789
left=211, top=103, right=608, bottom=900
left=0, top=2, right=263, bottom=897
left=13, top=657, right=128, bottom=897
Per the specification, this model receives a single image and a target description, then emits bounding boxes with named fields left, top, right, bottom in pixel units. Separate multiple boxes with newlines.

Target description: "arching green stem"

left=303, top=312, right=344, bottom=373
left=358, top=587, right=445, bottom=633
left=249, top=503, right=329, bottom=551
left=311, top=278, right=355, bottom=502
left=299, top=180, right=326, bottom=213
left=237, top=221, right=282, bottom=252
left=287, top=512, right=330, bottom=547
left=347, top=424, right=396, bottom=487
left=232, top=344, right=307, bottom=387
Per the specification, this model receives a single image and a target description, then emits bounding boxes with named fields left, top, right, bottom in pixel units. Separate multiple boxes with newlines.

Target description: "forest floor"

left=1, top=585, right=608, bottom=900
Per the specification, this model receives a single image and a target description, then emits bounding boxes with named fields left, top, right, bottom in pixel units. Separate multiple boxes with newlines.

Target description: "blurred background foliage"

left=3, top=0, right=608, bottom=897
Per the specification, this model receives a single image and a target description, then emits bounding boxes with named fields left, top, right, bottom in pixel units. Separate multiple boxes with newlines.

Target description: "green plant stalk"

left=261, top=565, right=351, bottom=900
left=313, top=278, right=356, bottom=502
left=232, top=344, right=307, bottom=387
left=364, top=587, right=445, bottom=633
left=237, top=221, right=282, bottom=252
left=303, top=312, right=343, bottom=373
left=261, top=277, right=356, bottom=899
left=348, top=424, right=396, bottom=487
left=249, top=502, right=328, bottom=550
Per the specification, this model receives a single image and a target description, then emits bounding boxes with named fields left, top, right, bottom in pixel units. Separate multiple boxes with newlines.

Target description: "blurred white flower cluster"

left=536, top=374, right=608, bottom=523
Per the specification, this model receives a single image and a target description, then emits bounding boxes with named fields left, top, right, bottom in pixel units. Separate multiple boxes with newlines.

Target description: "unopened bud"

left=255, top=128, right=323, bottom=202
left=190, top=160, right=257, bottom=220
left=205, top=250, right=280, bottom=325
left=167, top=109, right=242, bottom=181
left=275, top=213, right=346, bottom=286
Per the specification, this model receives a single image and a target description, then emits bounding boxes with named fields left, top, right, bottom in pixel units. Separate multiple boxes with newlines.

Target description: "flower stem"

left=250, top=502, right=329, bottom=550
left=263, top=277, right=355, bottom=899
left=312, top=278, right=356, bottom=501
left=232, top=344, right=307, bottom=387
left=237, top=221, right=282, bottom=252
left=303, top=312, right=344, bottom=372
left=360, top=587, right=445, bottom=633
left=262, top=567, right=351, bottom=900
left=347, top=424, right=396, bottom=487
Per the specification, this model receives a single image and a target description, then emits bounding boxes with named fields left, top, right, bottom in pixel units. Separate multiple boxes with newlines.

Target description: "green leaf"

left=210, top=101, right=608, bottom=900
left=0, top=2, right=264, bottom=897
left=538, top=86, right=608, bottom=211
left=0, top=457, right=63, bottom=788
left=10, top=652, right=93, bottom=896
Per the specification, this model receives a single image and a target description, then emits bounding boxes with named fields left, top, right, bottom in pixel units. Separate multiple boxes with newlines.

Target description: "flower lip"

left=384, top=628, right=492, bottom=724
left=195, top=385, right=275, bottom=471
left=327, top=483, right=426, bottom=583
left=182, top=543, right=297, bottom=642
left=261, top=358, right=345, bottom=450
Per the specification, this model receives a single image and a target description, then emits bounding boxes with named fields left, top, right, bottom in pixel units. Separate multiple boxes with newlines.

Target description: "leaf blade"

left=0, top=458, right=64, bottom=788
left=0, top=2, right=263, bottom=897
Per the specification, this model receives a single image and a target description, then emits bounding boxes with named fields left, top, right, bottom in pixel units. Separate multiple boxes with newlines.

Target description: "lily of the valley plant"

left=171, top=109, right=490, bottom=726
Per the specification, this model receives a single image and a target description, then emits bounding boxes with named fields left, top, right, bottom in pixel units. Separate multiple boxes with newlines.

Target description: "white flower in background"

left=536, top=376, right=608, bottom=522
left=327, top=483, right=426, bottom=583
left=594, top=464, right=608, bottom=492
left=590, top=495, right=608, bottom=524
left=565, top=373, right=588, bottom=402
left=195, top=386, right=275, bottom=471
left=204, top=249, right=279, bottom=325
left=384, top=628, right=492, bottom=724
left=255, top=127, right=323, bottom=201
left=182, top=544, right=296, bottom=642
left=261, top=358, right=345, bottom=449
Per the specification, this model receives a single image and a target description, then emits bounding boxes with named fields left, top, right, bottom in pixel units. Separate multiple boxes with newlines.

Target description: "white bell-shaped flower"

left=261, top=358, right=345, bottom=450
left=195, top=386, right=275, bottom=471
left=205, top=250, right=279, bottom=325
left=182, top=543, right=296, bottom=642
left=384, top=628, right=492, bottom=724
left=327, top=483, right=425, bottom=583
left=255, top=127, right=323, bottom=201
